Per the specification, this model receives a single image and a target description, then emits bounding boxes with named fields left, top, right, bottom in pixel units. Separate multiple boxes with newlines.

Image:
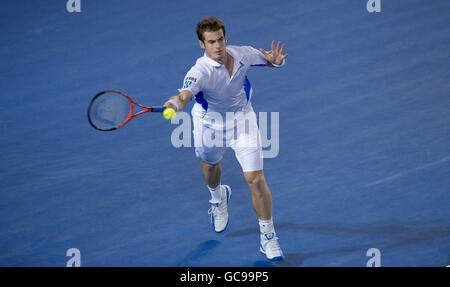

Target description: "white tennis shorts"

left=192, top=103, right=263, bottom=172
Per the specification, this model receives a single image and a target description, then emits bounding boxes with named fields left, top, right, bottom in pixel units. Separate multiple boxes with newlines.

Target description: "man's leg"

left=193, top=106, right=230, bottom=232
left=243, top=170, right=272, bottom=220
left=202, top=160, right=224, bottom=203
left=202, top=160, right=222, bottom=189
left=244, top=169, right=283, bottom=261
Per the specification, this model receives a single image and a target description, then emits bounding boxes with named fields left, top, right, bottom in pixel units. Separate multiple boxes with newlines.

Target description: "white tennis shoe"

left=260, top=232, right=284, bottom=261
left=208, top=185, right=232, bottom=233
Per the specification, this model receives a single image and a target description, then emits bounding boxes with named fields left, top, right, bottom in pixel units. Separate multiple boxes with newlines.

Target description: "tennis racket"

left=87, top=90, right=166, bottom=131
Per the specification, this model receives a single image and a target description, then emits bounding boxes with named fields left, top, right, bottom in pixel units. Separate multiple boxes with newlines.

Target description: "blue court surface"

left=1, top=0, right=449, bottom=267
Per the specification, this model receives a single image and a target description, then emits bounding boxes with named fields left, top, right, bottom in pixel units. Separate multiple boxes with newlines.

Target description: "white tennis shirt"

left=179, top=45, right=272, bottom=116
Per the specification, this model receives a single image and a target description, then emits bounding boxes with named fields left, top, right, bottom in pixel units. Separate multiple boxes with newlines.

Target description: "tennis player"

left=163, top=16, right=288, bottom=261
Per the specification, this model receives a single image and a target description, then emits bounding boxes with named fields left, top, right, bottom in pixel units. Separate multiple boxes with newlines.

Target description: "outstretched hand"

left=259, top=40, right=288, bottom=66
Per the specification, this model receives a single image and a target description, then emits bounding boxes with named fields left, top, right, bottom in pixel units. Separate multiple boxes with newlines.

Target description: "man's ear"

left=199, top=40, right=205, bottom=49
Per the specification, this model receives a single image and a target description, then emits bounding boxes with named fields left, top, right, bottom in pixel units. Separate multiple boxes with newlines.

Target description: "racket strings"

left=89, top=92, right=131, bottom=131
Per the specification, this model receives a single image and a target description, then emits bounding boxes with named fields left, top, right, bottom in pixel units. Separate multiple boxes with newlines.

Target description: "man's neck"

left=224, top=52, right=234, bottom=77
left=207, top=50, right=234, bottom=75
left=215, top=52, right=228, bottom=66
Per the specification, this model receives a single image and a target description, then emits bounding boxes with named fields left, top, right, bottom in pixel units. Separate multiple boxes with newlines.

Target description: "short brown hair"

left=196, top=16, right=226, bottom=42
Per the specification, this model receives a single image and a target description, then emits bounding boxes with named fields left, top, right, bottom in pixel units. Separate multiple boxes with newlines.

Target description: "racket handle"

left=152, top=106, right=166, bottom=113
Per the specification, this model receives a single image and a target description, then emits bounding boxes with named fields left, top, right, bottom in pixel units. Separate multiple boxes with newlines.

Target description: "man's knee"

left=202, top=160, right=221, bottom=170
left=244, top=170, right=265, bottom=187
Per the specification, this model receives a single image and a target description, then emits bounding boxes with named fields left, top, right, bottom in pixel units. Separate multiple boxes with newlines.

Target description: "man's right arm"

left=163, top=90, right=193, bottom=112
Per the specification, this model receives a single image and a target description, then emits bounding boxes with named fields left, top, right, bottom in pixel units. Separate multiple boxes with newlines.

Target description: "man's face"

left=199, top=29, right=226, bottom=63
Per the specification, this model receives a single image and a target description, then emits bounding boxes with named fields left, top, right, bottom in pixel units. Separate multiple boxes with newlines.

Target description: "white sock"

left=259, top=218, right=275, bottom=234
left=208, top=184, right=222, bottom=203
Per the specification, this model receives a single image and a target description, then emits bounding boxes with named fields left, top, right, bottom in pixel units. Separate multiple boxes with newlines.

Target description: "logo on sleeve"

left=183, top=77, right=197, bottom=89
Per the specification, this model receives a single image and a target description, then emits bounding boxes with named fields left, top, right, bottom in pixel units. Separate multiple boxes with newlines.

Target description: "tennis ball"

left=163, top=108, right=176, bottom=120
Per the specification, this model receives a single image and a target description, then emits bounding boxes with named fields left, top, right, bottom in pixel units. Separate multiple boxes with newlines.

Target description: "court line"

left=366, top=156, right=450, bottom=187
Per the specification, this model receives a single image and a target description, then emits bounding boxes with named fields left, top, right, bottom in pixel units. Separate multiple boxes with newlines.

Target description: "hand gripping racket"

left=87, top=90, right=168, bottom=131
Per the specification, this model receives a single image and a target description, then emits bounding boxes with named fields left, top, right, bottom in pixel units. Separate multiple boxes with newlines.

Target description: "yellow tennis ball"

left=163, top=108, right=176, bottom=120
